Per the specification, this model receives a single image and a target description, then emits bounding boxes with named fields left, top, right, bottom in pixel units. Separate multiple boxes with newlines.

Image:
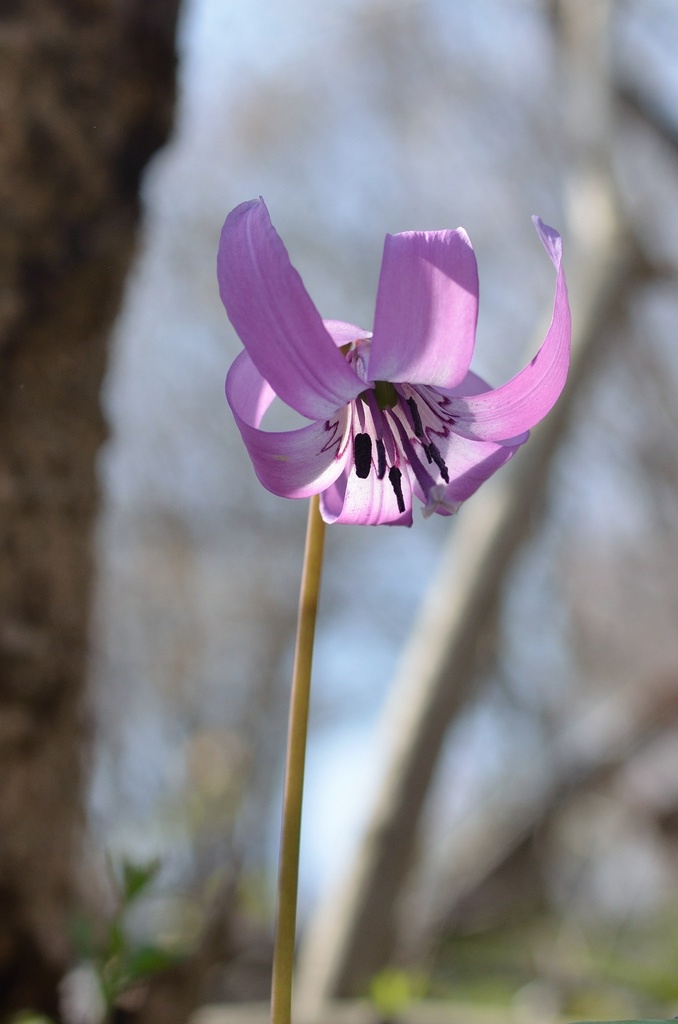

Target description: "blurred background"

left=3, top=0, right=678, bottom=1021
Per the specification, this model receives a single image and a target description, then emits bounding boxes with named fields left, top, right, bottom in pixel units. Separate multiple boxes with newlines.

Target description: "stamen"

left=376, top=438, right=387, bottom=480
left=363, top=389, right=398, bottom=465
left=389, top=411, right=438, bottom=501
left=426, top=441, right=450, bottom=483
left=354, top=432, right=372, bottom=479
left=406, top=397, right=425, bottom=439
left=411, top=384, right=457, bottom=428
left=355, top=395, right=366, bottom=432
left=388, top=466, right=405, bottom=513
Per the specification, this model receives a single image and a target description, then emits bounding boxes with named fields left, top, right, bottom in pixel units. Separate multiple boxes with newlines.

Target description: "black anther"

left=406, top=397, right=425, bottom=439
left=376, top=438, right=387, bottom=480
left=388, top=466, right=405, bottom=513
left=354, top=433, right=372, bottom=478
left=426, top=441, right=450, bottom=483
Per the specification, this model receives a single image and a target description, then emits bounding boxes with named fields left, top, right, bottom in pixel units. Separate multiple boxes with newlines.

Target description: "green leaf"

left=570, top=1019, right=678, bottom=1023
left=70, top=912, right=95, bottom=959
left=121, top=945, right=182, bottom=984
left=120, top=858, right=161, bottom=903
left=105, top=920, right=126, bottom=960
left=10, top=1014, right=56, bottom=1024
left=370, top=968, right=427, bottom=1017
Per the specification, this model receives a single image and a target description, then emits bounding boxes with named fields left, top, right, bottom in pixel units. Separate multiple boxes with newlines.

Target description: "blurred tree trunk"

left=0, top=1, right=180, bottom=1015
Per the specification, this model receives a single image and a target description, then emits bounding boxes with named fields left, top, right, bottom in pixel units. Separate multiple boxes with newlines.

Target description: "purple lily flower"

left=219, top=198, right=570, bottom=526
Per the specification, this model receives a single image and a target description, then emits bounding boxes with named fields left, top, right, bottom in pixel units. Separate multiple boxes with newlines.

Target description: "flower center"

left=352, top=386, right=454, bottom=514
left=341, top=337, right=456, bottom=514
left=373, top=380, right=398, bottom=410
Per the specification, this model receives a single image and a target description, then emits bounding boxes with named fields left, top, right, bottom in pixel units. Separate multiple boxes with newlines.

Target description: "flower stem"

left=271, top=494, right=326, bottom=1024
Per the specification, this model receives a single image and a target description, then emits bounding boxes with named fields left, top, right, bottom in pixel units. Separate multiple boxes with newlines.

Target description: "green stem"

left=270, top=495, right=326, bottom=1024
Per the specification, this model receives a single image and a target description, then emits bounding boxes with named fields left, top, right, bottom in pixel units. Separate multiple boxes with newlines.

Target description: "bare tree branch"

left=617, top=79, right=678, bottom=162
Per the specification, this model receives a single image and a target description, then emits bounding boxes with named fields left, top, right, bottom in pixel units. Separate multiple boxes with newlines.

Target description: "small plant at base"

left=370, top=967, right=428, bottom=1021
left=64, top=857, right=182, bottom=1024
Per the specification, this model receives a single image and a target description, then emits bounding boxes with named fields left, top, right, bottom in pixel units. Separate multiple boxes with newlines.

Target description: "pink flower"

left=219, top=199, right=570, bottom=526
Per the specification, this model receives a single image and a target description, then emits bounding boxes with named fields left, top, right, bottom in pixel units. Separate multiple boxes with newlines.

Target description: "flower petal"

left=367, top=228, right=479, bottom=389
left=417, top=431, right=522, bottom=514
left=226, top=350, right=349, bottom=498
left=218, top=199, right=364, bottom=420
left=323, top=320, right=371, bottom=347
left=320, top=465, right=413, bottom=526
left=447, top=369, right=493, bottom=397
left=445, top=218, right=571, bottom=442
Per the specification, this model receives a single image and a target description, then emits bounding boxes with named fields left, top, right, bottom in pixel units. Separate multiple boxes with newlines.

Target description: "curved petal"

left=416, top=431, right=523, bottom=515
left=320, top=465, right=413, bottom=526
left=445, top=369, right=493, bottom=397
left=226, top=350, right=350, bottom=498
left=218, top=199, right=364, bottom=420
left=367, top=228, right=479, bottom=389
left=446, top=218, right=571, bottom=442
left=323, top=320, right=371, bottom=347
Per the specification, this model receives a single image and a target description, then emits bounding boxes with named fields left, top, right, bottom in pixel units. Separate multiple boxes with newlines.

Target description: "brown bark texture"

left=0, top=0, right=180, bottom=1016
